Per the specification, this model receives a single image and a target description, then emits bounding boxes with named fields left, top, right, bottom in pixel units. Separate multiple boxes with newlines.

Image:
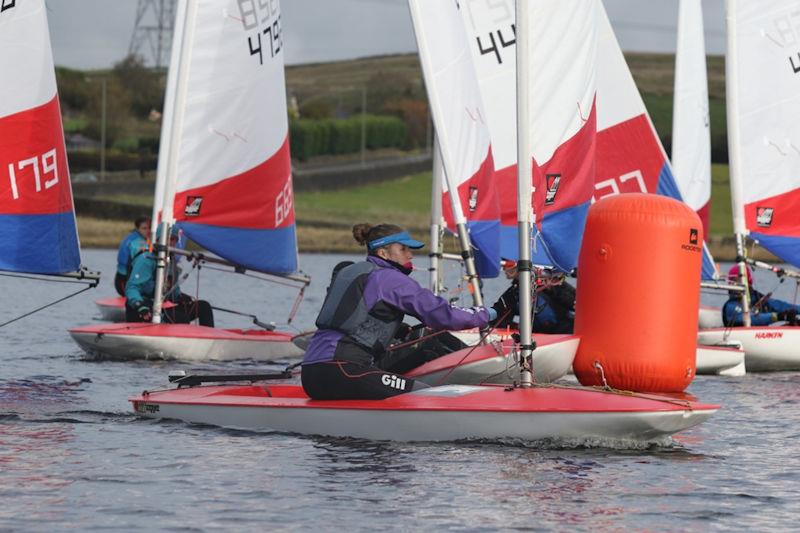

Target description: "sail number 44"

left=6, top=148, right=59, bottom=200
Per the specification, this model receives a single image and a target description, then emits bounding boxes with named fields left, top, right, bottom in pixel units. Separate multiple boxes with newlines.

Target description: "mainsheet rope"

left=0, top=284, right=98, bottom=329
left=171, top=256, right=307, bottom=328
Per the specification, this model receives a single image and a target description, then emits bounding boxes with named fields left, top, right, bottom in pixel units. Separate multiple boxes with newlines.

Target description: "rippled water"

left=1, top=249, right=800, bottom=530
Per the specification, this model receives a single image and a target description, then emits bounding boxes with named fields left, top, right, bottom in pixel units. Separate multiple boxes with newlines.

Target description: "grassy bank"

left=77, top=172, right=436, bottom=253
left=78, top=164, right=767, bottom=262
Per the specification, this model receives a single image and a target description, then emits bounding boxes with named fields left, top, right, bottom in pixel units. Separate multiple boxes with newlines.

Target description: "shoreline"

left=77, top=217, right=774, bottom=263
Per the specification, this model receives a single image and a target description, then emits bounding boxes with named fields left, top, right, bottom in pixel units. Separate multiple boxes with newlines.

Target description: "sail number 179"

left=6, top=149, right=59, bottom=200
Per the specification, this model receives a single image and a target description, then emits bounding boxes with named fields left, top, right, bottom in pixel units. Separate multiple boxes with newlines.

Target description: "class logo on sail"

left=545, top=173, right=561, bottom=206
left=184, top=196, right=203, bottom=217
left=468, top=186, right=479, bottom=212
left=756, top=206, right=774, bottom=227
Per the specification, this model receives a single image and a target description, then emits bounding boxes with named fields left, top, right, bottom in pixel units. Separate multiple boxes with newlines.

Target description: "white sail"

left=726, top=0, right=800, bottom=268
left=457, top=0, right=716, bottom=277
left=408, top=0, right=501, bottom=281
left=673, top=0, right=712, bottom=237
left=0, top=0, right=82, bottom=274
left=153, top=0, right=297, bottom=274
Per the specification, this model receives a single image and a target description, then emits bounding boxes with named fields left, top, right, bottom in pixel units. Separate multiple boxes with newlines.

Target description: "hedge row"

left=67, top=149, right=157, bottom=173
left=290, top=115, right=407, bottom=161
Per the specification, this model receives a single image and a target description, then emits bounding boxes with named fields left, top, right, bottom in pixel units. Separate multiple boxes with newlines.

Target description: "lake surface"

left=1, top=249, right=800, bottom=530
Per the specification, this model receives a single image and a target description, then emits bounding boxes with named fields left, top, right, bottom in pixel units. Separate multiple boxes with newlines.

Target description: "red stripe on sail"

left=494, top=101, right=598, bottom=228
left=495, top=164, right=517, bottom=226
left=441, top=146, right=499, bottom=227
left=696, top=200, right=710, bottom=242
left=532, top=98, right=597, bottom=226
left=745, top=188, right=800, bottom=238
left=173, top=136, right=294, bottom=229
left=595, top=114, right=665, bottom=199
left=0, top=95, right=74, bottom=215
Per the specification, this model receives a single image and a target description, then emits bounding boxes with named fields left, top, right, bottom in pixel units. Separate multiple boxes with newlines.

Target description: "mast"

left=429, top=134, right=444, bottom=294
left=152, top=0, right=196, bottom=324
left=515, top=0, right=534, bottom=387
left=725, top=0, right=751, bottom=326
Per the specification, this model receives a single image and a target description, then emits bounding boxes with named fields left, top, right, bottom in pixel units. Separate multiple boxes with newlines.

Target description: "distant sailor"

left=114, top=216, right=151, bottom=296
left=723, top=264, right=800, bottom=326
left=125, top=225, right=214, bottom=327
left=301, top=223, right=496, bottom=400
left=491, top=259, right=576, bottom=334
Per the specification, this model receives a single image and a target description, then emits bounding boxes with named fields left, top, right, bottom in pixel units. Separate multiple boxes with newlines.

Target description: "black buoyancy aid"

left=315, top=260, right=405, bottom=355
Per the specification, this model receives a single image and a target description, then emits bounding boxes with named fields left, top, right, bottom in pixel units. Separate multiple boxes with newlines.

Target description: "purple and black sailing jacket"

left=303, top=255, right=490, bottom=365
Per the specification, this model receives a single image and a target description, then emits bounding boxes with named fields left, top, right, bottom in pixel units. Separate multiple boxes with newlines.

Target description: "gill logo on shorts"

left=381, top=374, right=407, bottom=390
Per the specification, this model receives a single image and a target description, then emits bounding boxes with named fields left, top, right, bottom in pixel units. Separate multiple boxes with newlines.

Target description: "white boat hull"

left=69, top=323, right=303, bottom=362
left=695, top=343, right=746, bottom=376
left=698, top=306, right=723, bottom=329
left=94, top=297, right=177, bottom=323
left=96, top=299, right=126, bottom=322
left=132, top=383, right=717, bottom=443
left=698, top=327, right=800, bottom=372
left=415, top=333, right=577, bottom=385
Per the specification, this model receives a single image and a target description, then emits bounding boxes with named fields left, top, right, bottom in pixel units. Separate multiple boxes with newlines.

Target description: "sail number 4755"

left=6, top=149, right=59, bottom=200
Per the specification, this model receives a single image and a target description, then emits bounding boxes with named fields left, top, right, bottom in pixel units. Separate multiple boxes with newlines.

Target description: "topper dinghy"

left=698, top=0, right=800, bottom=370
left=129, top=0, right=720, bottom=444
left=69, top=0, right=308, bottom=362
left=131, top=379, right=718, bottom=443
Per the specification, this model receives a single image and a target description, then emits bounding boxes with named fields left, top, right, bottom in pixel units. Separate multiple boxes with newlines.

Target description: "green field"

left=87, top=164, right=735, bottom=252
left=294, top=172, right=431, bottom=230
left=710, top=164, right=733, bottom=236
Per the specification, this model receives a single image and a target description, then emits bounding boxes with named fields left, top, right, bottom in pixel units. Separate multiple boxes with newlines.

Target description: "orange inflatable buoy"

left=572, top=193, right=703, bottom=392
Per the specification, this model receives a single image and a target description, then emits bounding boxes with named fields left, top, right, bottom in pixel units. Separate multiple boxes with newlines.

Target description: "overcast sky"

left=46, top=0, right=727, bottom=70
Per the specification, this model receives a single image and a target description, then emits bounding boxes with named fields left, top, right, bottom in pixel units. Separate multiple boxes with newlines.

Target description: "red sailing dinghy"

left=696, top=0, right=800, bottom=371
left=70, top=0, right=307, bottom=362
left=132, top=1, right=719, bottom=443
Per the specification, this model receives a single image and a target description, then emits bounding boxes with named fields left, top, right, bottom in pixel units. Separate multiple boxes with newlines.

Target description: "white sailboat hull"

left=69, top=323, right=303, bottom=362
left=417, top=332, right=577, bottom=384
left=132, top=384, right=717, bottom=443
left=97, top=304, right=126, bottom=322
left=698, top=327, right=800, bottom=372
left=695, top=343, right=746, bottom=376
left=698, top=306, right=723, bottom=329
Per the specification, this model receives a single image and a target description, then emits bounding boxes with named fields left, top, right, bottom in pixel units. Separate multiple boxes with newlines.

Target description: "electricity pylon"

left=128, top=0, right=176, bottom=68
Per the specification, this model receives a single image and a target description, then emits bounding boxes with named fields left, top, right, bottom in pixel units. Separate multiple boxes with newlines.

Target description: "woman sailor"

left=301, top=223, right=496, bottom=400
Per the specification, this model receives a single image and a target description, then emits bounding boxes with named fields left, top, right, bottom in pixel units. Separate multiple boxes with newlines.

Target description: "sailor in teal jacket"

left=114, top=216, right=150, bottom=296
left=124, top=227, right=214, bottom=327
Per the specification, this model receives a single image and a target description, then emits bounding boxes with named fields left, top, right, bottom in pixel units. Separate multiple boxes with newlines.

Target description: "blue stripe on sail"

left=498, top=202, right=589, bottom=272
left=467, top=219, right=501, bottom=278
left=749, top=232, right=800, bottom=270
left=176, top=222, right=298, bottom=274
left=656, top=163, right=717, bottom=279
left=0, top=213, right=80, bottom=274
